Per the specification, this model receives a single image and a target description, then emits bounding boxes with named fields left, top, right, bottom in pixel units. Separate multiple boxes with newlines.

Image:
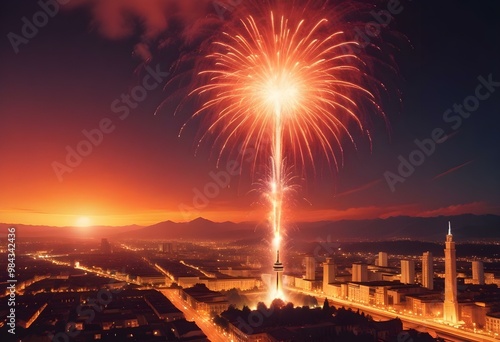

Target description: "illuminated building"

left=472, top=260, right=485, bottom=285
left=323, top=258, right=336, bottom=288
left=305, top=256, right=316, bottom=281
left=137, top=275, right=167, bottom=286
left=181, top=284, right=229, bottom=316
left=422, top=252, right=434, bottom=290
left=294, top=277, right=321, bottom=291
left=484, top=273, right=500, bottom=286
left=405, top=293, right=443, bottom=318
left=352, top=263, right=368, bottom=282
left=486, top=312, right=500, bottom=334
left=443, top=222, right=459, bottom=324
left=400, top=259, right=415, bottom=285
left=378, top=252, right=388, bottom=267
left=176, top=276, right=258, bottom=291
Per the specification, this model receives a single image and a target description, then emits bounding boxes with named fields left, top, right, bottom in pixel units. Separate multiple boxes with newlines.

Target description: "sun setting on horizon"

left=75, top=216, right=92, bottom=227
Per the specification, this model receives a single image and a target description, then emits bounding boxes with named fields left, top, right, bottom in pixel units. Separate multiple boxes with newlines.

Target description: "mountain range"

left=2, top=214, right=499, bottom=242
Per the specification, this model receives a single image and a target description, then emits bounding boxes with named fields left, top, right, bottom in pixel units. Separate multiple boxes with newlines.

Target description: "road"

left=48, top=255, right=225, bottom=341
left=286, top=287, right=499, bottom=342
left=160, top=289, right=228, bottom=342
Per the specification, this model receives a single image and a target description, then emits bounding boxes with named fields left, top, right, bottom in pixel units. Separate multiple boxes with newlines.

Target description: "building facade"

left=305, top=256, right=316, bottom=281
left=352, top=263, right=368, bottom=282
left=486, top=313, right=500, bottom=334
left=400, top=260, right=415, bottom=285
left=378, top=252, right=388, bottom=267
left=472, top=260, right=485, bottom=285
left=323, top=258, right=336, bottom=287
left=422, top=252, right=434, bottom=290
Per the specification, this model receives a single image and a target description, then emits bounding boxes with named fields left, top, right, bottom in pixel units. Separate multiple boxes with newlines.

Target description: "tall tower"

left=422, top=252, right=434, bottom=290
left=444, top=222, right=459, bottom=323
left=273, top=251, right=284, bottom=296
left=305, top=256, right=316, bottom=280
left=323, top=258, right=336, bottom=288
left=378, top=252, right=388, bottom=267
left=401, top=259, right=415, bottom=284
left=472, top=260, right=485, bottom=285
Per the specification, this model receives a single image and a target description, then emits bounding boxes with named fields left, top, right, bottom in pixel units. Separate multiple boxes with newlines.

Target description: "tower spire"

left=444, top=219, right=458, bottom=323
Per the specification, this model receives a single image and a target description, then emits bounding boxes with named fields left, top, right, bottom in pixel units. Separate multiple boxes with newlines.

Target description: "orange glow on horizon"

left=1, top=201, right=498, bottom=227
left=75, top=216, right=92, bottom=227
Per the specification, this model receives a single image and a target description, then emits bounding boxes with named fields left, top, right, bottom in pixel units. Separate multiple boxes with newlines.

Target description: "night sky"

left=1, top=0, right=499, bottom=227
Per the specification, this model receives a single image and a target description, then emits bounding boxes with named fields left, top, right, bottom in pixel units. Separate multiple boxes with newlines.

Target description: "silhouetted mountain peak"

left=189, top=217, right=213, bottom=224
left=3, top=214, right=499, bottom=241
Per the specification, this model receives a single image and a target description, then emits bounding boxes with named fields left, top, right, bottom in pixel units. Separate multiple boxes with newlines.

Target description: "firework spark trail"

left=186, top=4, right=386, bottom=300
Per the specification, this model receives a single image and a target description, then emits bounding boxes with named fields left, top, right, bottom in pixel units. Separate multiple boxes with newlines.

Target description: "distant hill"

left=113, top=217, right=266, bottom=241
left=2, top=214, right=499, bottom=242
left=113, top=214, right=500, bottom=242
left=291, top=214, right=500, bottom=242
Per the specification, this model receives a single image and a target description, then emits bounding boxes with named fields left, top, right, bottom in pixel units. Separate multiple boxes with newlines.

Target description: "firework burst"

left=184, top=7, right=384, bottom=171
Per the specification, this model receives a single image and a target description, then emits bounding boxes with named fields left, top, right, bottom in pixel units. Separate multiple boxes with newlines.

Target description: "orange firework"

left=184, top=8, right=384, bottom=172
left=184, top=2, right=387, bottom=300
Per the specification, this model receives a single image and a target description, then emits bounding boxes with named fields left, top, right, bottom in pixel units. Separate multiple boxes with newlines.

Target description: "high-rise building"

left=323, top=258, right=336, bottom=286
left=422, top=252, right=434, bottom=290
left=444, top=222, right=459, bottom=323
left=401, top=259, right=415, bottom=284
left=472, top=260, right=485, bottom=285
left=352, top=263, right=368, bottom=282
left=305, top=256, right=316, bottom=280
left=378, top=252, right=388, bottom=267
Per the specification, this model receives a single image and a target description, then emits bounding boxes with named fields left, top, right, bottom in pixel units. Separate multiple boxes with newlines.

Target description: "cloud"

left=65, top=0, right=223, bottom=61
left=67, top=0, right=213, bottom=39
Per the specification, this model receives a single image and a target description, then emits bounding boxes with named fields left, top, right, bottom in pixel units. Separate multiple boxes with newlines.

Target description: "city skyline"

left=2, top=219, right=500, bottom=340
